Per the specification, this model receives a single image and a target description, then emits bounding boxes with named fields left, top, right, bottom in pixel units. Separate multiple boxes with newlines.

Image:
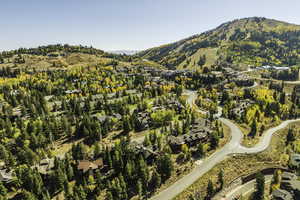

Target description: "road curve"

left=150, top=90, right=300, bottom=200
left=236, top=118, right=300, bottom=154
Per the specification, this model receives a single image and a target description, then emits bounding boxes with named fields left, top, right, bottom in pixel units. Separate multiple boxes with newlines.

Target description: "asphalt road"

left=150, top=90, right=300, bottom=200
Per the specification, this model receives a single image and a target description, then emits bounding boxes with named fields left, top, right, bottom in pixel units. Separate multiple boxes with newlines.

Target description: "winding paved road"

left=150, top=90, right=300, bottom=200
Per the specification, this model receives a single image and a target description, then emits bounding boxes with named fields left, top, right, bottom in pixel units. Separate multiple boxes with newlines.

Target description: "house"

left=280, top=172, right=300, bottom=199
left=134, top=111, right=151, bottom=131
left=168, top=136, right=185, bottom=152
left=223, top=67, right=238, bottom=77
left=0, top=162, right=5, bottom=170
left=232, top=100, right=253, bottom=118
left=112, top=113, right=122, bottom=120
left=281, top=172, right=297, bottom=181
left=234, top=77, right=254, bottom=87
left=93, top=115, right=109, bottom=123
left=211, top=71, right=223, bottom=78
left=271, top=188, right=293, bottom=200
left=130, top=142, right=159, bottom=163
left=168, top=129, right=210, bottom=152
left=0, top=169, right=14, bottom=183
left=269, top=83, right=282, bottom=91
left=290, top=153, right=300, bottom=168
left=281, top=179, right=300, bottom=199
left=65, top=89, right=82, bottom=94
left=77, top=159, right=104, bottom=175
left=166, top=99, right=184, bottom=112
left=191, top=119, right=211, bottom=133
left=182, top=131, right=209, bottom=146
left=169, top=118, right=211, bottom=152
left=33, top=158, right=55, bottom=175
left=295, top=86, right=300, bottom=98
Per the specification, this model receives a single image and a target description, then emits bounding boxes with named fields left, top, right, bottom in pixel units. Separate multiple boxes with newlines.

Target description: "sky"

left=1, top=0, right=300, bottom=51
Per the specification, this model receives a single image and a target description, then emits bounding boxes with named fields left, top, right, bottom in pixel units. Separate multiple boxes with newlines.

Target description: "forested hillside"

left=0, top=44, right=163, bottom=71
left=138, top=17, right=300, bottom=69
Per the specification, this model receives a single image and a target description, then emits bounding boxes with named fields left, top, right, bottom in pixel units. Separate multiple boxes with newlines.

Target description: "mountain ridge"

left=138, top=17, right=300, bottom=70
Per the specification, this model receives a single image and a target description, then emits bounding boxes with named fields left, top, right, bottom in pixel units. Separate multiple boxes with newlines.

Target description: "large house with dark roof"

left=168, top=119, right=211, bottom=152
left=272, top=172, right=300, bottom=200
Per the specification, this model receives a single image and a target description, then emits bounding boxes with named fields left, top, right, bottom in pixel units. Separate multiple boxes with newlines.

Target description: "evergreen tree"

left=254, top=172, right=265, bottom=200
left=206, top=180, right=214, bottom=199
left=286, top=127, right=295, bottom=144
left=197, top=143, right=205, bottom=158
left=55, top=167, right=67, bottom=191
left=250, top=120, right=258, bottom=137
left=20, top=190, right=37, bottom=200
left=67, top=164, right=74, bottom=181
left=136, top=179, right=143, bottom=198
left=73, top=185, right=87, bottom=200
left=210, top=132, right=219, bottom=149
left=0, top=182, right=7, bottom=197
left=218, top=170, right=224, bottom=190
left=198, top=55, right=206, bottom=67
left=150, top=168, right=161, bottom=190
left=157, top=154, right=174, bottom=181
left=106, top=191, right=113, bottom=200
left=279, top=92, right=286, bottom=104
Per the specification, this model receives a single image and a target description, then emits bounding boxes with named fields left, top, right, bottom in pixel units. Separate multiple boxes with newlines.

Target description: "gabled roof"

left=282, top=172, right=297, bottom=181
left=77, top=159, right=103, bottom=173
left=0, top=169, right=14, bottom=182
left=34, top=158, right=55, bottom=175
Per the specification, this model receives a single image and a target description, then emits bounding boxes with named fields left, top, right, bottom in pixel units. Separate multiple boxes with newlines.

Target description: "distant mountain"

left=109, top=50, right=139, bottom=55
left=138, top=17, right=300, bottom=70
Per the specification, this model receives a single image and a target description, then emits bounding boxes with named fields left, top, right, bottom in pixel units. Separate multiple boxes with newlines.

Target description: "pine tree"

left=136, top=179, right=143, bottom=198
left=56, top=167, right=67, bottom=191
left=143, top=135, right=151, bottom=146
left=138, top=156, right=149, bottom=187
left=150, top=168, right=161, bottom=190
left=218, top=170, right=224, bottom=190
left=250, top=120, right=258, bottom=137
left=106, top=191, right=113, bottom=200
left=157, top=154, right=173, bottom=181
left=197, top=143, right=205, bottom=158
left=21, top=190, right=37, bottom=200
left=210, top=132, right=219, bottom=149
left=279, top=92, right=286, bottom=104
left=67, top=164, right=74, bottom=181
left=206, top=180, right=214, bottom=198
left=286, top=127, right=295, bottom=144
left=94, top=143, right=102, bottom=158
left=73, top=185, right=87, bottom=200
left=0, top=182, right=7, bottom=197
left=198, top=55, right=206, bottom=67
left=122, top=115, right=132, bottom=134
left=42, top=190, right=51, bottom=200
left=255, top=172, right=265, bottom=200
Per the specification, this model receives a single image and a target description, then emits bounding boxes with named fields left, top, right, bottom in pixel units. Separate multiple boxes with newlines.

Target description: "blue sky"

left=1, top=0, right=300, bottom=51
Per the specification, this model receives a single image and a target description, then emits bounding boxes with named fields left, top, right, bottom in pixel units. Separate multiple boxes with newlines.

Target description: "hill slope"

left=138, top=17, right=300, bottom=70
left=0, top=44, right=164, bottom=70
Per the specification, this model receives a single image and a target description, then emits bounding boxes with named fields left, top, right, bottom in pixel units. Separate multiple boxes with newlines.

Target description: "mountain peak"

left=139, top=17, right=300, bottom=70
